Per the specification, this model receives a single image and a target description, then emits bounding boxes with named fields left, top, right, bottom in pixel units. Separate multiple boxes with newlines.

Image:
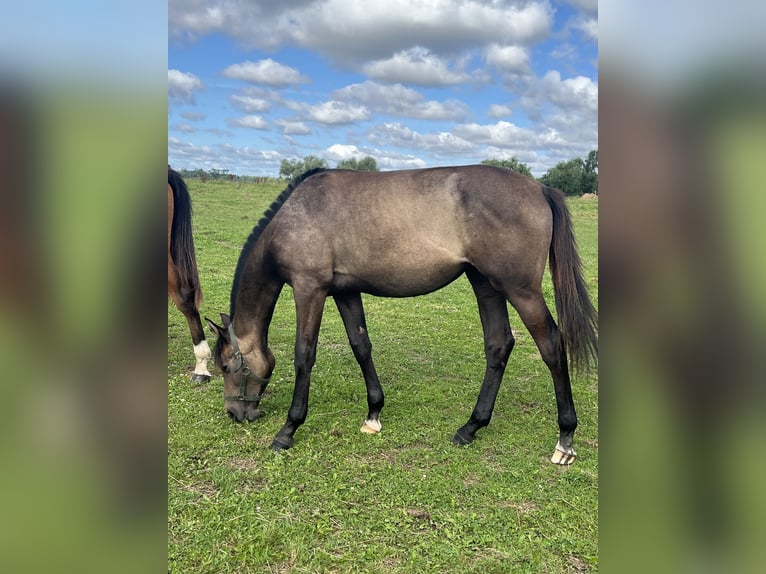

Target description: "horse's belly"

left=332, top=258, right=465, bottom=297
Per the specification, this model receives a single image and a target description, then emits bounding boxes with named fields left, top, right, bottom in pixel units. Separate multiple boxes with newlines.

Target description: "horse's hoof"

left=191, top=373, right=210, bottom=384
left=550, top=441, right=577, bottom=465
left=270, top=438, right=292, bottom=452
left=451, top=431, right=473, bottom=446
left=360, top=419, right=382, bottom=434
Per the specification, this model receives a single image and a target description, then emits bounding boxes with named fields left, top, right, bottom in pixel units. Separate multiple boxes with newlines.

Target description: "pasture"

left=168, top=176, right=598, bottom=573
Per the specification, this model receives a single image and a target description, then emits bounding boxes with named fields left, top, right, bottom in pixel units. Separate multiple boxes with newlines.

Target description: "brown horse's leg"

left=168, top=268, right=211, bottom=384
left=453, top=268, right=514, bottom=446
left=508, top=287, right=577, bottom=465
left=333, top=292, right=384, bottom=434
left=185, top=310, right=211, bottom=384
left=271, top=285, right=327, bottom=451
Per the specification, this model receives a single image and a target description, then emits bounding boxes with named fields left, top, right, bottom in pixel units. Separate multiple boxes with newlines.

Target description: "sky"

left=168, top=0, right=597, bottom=177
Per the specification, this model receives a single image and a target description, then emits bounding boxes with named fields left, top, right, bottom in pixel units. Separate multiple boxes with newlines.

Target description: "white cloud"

left=453, top=120, right=535, bottom=146
left=571, top=16, right=597, bottom=41
left=488, top=104, right=512, bottom=118
left=221, top=59, right=308, bottom=86
left=168, top=136, right=285, bottom=176
left=275, top=119, right=311, bottom=135
left=333, top=81, right=468, bottom=120
left=485, top=44, right=530, bottom=75
left=168, top=136, right=218, bottom=165
left=362, top=47, right=486, bottom=86
left=226, top=115, right=269, bottom=129
left=563, top=0, right=597, bottom=12
left=230, top=94, right=272, bottom=112
left=173, top=123, right=197, bottom=133
left=170, top=0, right=554, bottom=66
left=541, top=71, right=598, bottom=113
left=180, top=111, right=205, bottom=121
left=306, top=101, right=370, bottom=124
left=168, top=69, right=203, bottom=104
left=369, top=122, right=476, bottom=156
left=324, top=144, right=362, bottom=161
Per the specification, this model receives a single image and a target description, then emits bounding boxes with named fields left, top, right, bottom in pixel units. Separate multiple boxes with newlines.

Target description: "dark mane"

left=229, top=168, right=326, bottom=316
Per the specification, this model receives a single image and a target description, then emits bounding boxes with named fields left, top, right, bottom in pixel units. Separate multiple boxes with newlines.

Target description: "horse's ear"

left=205, top=316, right=227, bottom=338
left=220, top=313, right=232, bottom=328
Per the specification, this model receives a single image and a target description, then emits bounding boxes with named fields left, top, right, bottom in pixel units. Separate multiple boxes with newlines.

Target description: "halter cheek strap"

left=224, top=323, right=271, bottom=402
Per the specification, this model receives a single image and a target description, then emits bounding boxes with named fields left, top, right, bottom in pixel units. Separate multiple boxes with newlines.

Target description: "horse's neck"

left=232, top=264, right=283, bottom=353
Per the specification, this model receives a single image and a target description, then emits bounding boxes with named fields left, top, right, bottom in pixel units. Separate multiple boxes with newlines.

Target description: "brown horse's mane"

left=229, top=168, right=327, bottom=316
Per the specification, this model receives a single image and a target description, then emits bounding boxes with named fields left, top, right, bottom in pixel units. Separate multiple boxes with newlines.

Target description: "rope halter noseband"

left=224, top=323, right=271, bottom=402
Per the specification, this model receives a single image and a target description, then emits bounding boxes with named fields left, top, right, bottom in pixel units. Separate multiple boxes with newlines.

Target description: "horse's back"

left=265, top=166, right=553, bottom=295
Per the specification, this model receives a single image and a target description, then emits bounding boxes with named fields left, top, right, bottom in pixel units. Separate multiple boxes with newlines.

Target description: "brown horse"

left=168, top=168, right=210, bottom=383
left=206, top=165, right=597, bottom=463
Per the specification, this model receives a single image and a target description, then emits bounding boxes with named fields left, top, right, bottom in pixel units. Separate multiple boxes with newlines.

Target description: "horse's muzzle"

left=226, top=404, right=262, bottom=422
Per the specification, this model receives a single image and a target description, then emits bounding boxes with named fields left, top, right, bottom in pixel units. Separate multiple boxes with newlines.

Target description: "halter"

left=224, top=323, right=271, bottom=402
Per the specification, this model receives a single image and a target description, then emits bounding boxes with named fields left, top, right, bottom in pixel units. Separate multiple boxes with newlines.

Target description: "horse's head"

left=206, top=314, right=271, bottom=423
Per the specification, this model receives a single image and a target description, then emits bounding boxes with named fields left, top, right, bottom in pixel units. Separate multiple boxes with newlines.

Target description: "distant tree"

left=539, top=149, right=598, bottom=196
left=279, top=155, right=328, bottom=181
left=583, top=149, right=598, bottom=195
left=481, top=157, right=533, bottom=178
left=177, top=168, right=230, bottom=180
left=539, top=158, right=586, bottom=196
left=585, top=149, right=598, bottom=174
left=337, top=156, right=379, bottom=171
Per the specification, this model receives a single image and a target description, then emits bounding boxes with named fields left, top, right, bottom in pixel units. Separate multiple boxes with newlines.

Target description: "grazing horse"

left=168, top=168, right=211, bottom=383
left=207, top=165, right=597, bottom=463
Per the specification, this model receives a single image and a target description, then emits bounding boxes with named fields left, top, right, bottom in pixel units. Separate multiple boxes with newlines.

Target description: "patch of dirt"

left=380, top=556, right=400, bottom=569
left=174, top=479, right=218, bottom=499
left=462, top=475, right=481, bottom=488
left=565, top=553, right=590, bottom=572
left=229, top=457, right=259, bottom=472
left=498, top=500, right=539, bottom=514
left=581, top=438, right=598, bottom=449
left=406, top=508, right=432, bottom=521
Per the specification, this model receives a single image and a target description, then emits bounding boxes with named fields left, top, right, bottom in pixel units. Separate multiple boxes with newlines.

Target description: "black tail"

left=168, top=168, right=202, bottom=310
left=542, top=185, right=598, bottom=374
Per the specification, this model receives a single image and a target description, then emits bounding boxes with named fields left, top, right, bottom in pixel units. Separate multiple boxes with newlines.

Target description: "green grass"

left=168, top=179, right=599, bottom=573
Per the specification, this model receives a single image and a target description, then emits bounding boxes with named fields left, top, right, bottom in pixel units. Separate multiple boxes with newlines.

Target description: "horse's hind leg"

left=453, top=268, right=515, bottom=446
left=507, top=287, right=577, bottom=465
left=333, top=292, right=384, bottom=435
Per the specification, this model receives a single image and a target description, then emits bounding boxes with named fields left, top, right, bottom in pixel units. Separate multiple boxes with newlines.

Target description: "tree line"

left=176, top=149, right=598, bottom=196
left=280, top=150, right=597, bottom=196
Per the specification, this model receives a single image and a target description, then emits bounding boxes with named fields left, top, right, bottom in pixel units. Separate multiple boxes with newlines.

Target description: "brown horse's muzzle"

left=225, top=400, right=262, bottom=423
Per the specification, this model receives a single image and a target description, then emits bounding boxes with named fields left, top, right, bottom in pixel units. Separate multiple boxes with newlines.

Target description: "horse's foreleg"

left=509, top=288, right=577, bottom=465
left=187, top=312, right=211, bottom=384
left=333, top=292, right=384, bottom=435
left=271, top=287, right=327, bottom=451
left=453, top=270, right=514, bottom=446
left=170, top=271, right=211, bottom=384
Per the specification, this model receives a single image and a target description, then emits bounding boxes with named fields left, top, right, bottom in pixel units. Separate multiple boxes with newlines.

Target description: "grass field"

left=168, top=177, right=599, bottom=573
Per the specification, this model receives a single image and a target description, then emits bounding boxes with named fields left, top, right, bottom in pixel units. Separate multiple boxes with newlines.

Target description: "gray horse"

left=207, top=165, right=597, bottom=464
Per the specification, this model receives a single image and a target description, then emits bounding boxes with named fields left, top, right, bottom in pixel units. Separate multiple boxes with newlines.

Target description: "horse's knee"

left=485, top=332, right=514, bottom=369
left=349, top=337, right=372, bottom=361
left=294, top=338, right=318, bottom=371
left=287, top=404, right=308, bottom=427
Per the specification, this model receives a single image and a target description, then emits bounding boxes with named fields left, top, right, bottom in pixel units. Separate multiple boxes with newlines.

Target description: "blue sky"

left=168, top=1, right=597, bottom=177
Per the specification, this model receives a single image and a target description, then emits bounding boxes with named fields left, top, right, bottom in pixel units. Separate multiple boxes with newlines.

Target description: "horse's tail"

left=542, top=185, right=598, bottom=375
left=169, top=168, right=202, bottom=310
